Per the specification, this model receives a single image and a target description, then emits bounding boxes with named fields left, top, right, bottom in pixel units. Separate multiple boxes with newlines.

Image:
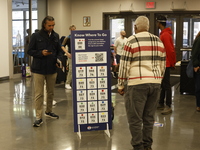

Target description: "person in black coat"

left=27, top=16, right=63, bottom=127
left=192, top=31, right=200, bottom=112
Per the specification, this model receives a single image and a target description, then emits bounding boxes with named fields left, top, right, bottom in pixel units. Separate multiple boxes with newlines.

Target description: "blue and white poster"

left=71, top=30, right=112, bottom=133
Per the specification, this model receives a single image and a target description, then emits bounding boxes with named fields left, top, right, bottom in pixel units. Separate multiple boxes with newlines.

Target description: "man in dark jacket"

left=28, top=16, right=63, bottom=127
left=156, top=15, right=176, bottom=115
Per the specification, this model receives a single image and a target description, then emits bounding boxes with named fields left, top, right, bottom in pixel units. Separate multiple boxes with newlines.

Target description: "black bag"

left=186, top=60, right=194, bottom=78
left=56, top=56, right=67, bottom=84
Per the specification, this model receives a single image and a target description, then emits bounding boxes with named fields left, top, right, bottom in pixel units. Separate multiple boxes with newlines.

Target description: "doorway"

left=155, top=13, right=200, bottom=62
left=104, top=13, right=149, bottom=46
left=103, top=12, right=200, bottom=63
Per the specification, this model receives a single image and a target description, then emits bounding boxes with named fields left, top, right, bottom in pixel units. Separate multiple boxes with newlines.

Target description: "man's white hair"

left=135, top=16, right=149, bottom=31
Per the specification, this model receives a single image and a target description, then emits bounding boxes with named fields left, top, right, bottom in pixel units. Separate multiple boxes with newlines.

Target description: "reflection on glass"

left=110, top=18, right=125, bottom=46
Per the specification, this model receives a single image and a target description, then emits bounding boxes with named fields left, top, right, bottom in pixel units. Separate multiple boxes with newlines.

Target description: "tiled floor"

left=0, top=77, right=199, bottom=150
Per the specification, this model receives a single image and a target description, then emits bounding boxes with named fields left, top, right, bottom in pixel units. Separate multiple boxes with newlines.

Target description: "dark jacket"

left=27, top=29, right=62, bottom=75
left=192, top=36, right=200, bottom=67
left=61, top=35, right=71, bottom=53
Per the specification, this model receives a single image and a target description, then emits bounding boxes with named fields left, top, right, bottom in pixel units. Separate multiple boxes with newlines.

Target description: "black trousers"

left=194, top=72, right=200, bottom=107
left=159, top=67, right=172, bottom=107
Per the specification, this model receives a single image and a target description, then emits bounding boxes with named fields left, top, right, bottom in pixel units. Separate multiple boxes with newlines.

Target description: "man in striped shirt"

left=118, top=16, right=166, bottom=150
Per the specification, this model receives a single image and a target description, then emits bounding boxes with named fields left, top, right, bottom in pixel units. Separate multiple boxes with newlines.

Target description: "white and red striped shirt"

left=118, top=31, right=166, bottom=89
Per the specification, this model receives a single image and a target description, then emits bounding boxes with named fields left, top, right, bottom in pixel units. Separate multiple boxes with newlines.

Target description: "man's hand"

left=118, top=88, right=125, bottom=96
left=56, top=59, right=62, bottom=68
left=66, top=52, right=72, bottom=59
left=42, top=50, right=52, bottom=56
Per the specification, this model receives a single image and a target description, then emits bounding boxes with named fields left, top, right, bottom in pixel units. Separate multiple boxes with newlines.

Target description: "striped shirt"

left=118, top=31, right=166, bottom=89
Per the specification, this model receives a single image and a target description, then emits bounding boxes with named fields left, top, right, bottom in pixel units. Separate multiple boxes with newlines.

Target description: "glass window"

left=26, top=10, right=38, bottom=19
left=26, top=20, right=38, bottom=34
left=12, top=11, right=23, bottom=19
left=193, top=22, right=200, bottom=40
left=12, top=0, right=39, bottom=73
left=183, top=18, right=200, bottom=48
left=12, top=21, right=24, bottom=47
left=183, top=21, right=189, bottom=47
left=132, top=19, right=136, bottom=35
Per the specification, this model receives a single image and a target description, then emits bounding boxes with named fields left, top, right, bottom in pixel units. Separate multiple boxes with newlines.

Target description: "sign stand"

left=104, top=123, right=110, bottom=138
left=71, top=30, right=112, bottom=139
left=77, top=123, right=110, bottom=140
left=77, top=125, right=81, bottom=139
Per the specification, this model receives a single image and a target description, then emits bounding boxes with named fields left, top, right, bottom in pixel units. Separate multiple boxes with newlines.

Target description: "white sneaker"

left=65, top=84, right=72, bottom=89
left=43, top=100, right=57, bottom=106
left=52, top=100, right=57, bottom=106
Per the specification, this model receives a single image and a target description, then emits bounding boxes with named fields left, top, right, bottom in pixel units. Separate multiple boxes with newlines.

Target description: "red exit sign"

left=146, top=2, right=156, bottom=9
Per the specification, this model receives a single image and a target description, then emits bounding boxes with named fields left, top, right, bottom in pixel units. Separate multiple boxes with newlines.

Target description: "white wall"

left=48, top=0, right=71, bottom=37
left=38, top=0, right=47, bottom=30
left=70, top=0, right=200, bottom=31
left=46, top=0, right=200, bottom=33
left=0, top=0, right=12, bottom=78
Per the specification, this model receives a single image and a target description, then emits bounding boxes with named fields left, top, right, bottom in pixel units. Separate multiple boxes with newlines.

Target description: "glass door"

left=131, top=18, right=136, bottom=35
left=104, top=13, right=149, bottom=46
left=166, top=18, right=177, bottom=45
left=155, top=15, right=177, bottom=46
left=155, top=13, right=200, bottom=63
left=183, top=17, right=200, bottom=48
left=130, top=15, right=149, bottom=35
left=155, top=14, right=182, bottom=61
left=109, top=17, right=125, bottom=46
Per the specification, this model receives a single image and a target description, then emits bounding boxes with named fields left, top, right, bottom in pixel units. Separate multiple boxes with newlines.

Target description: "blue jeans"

left=194, top=72, right=200, bottom=107
left=124, top=83, right=161, bottom=150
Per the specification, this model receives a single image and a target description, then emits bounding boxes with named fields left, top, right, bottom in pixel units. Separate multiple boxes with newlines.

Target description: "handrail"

left=180, top=48, right=192, bottom=51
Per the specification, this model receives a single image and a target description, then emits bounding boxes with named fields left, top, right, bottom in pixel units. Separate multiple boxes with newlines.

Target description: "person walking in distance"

left=118, top=16, right=166, bottom=150
left=112, top=30, right=127, bottom=78
left=156, top=15, right=176, bottom=115
left=28, top=16, right=63, bottom=127
left=61, top=25, right=76, bottom=89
